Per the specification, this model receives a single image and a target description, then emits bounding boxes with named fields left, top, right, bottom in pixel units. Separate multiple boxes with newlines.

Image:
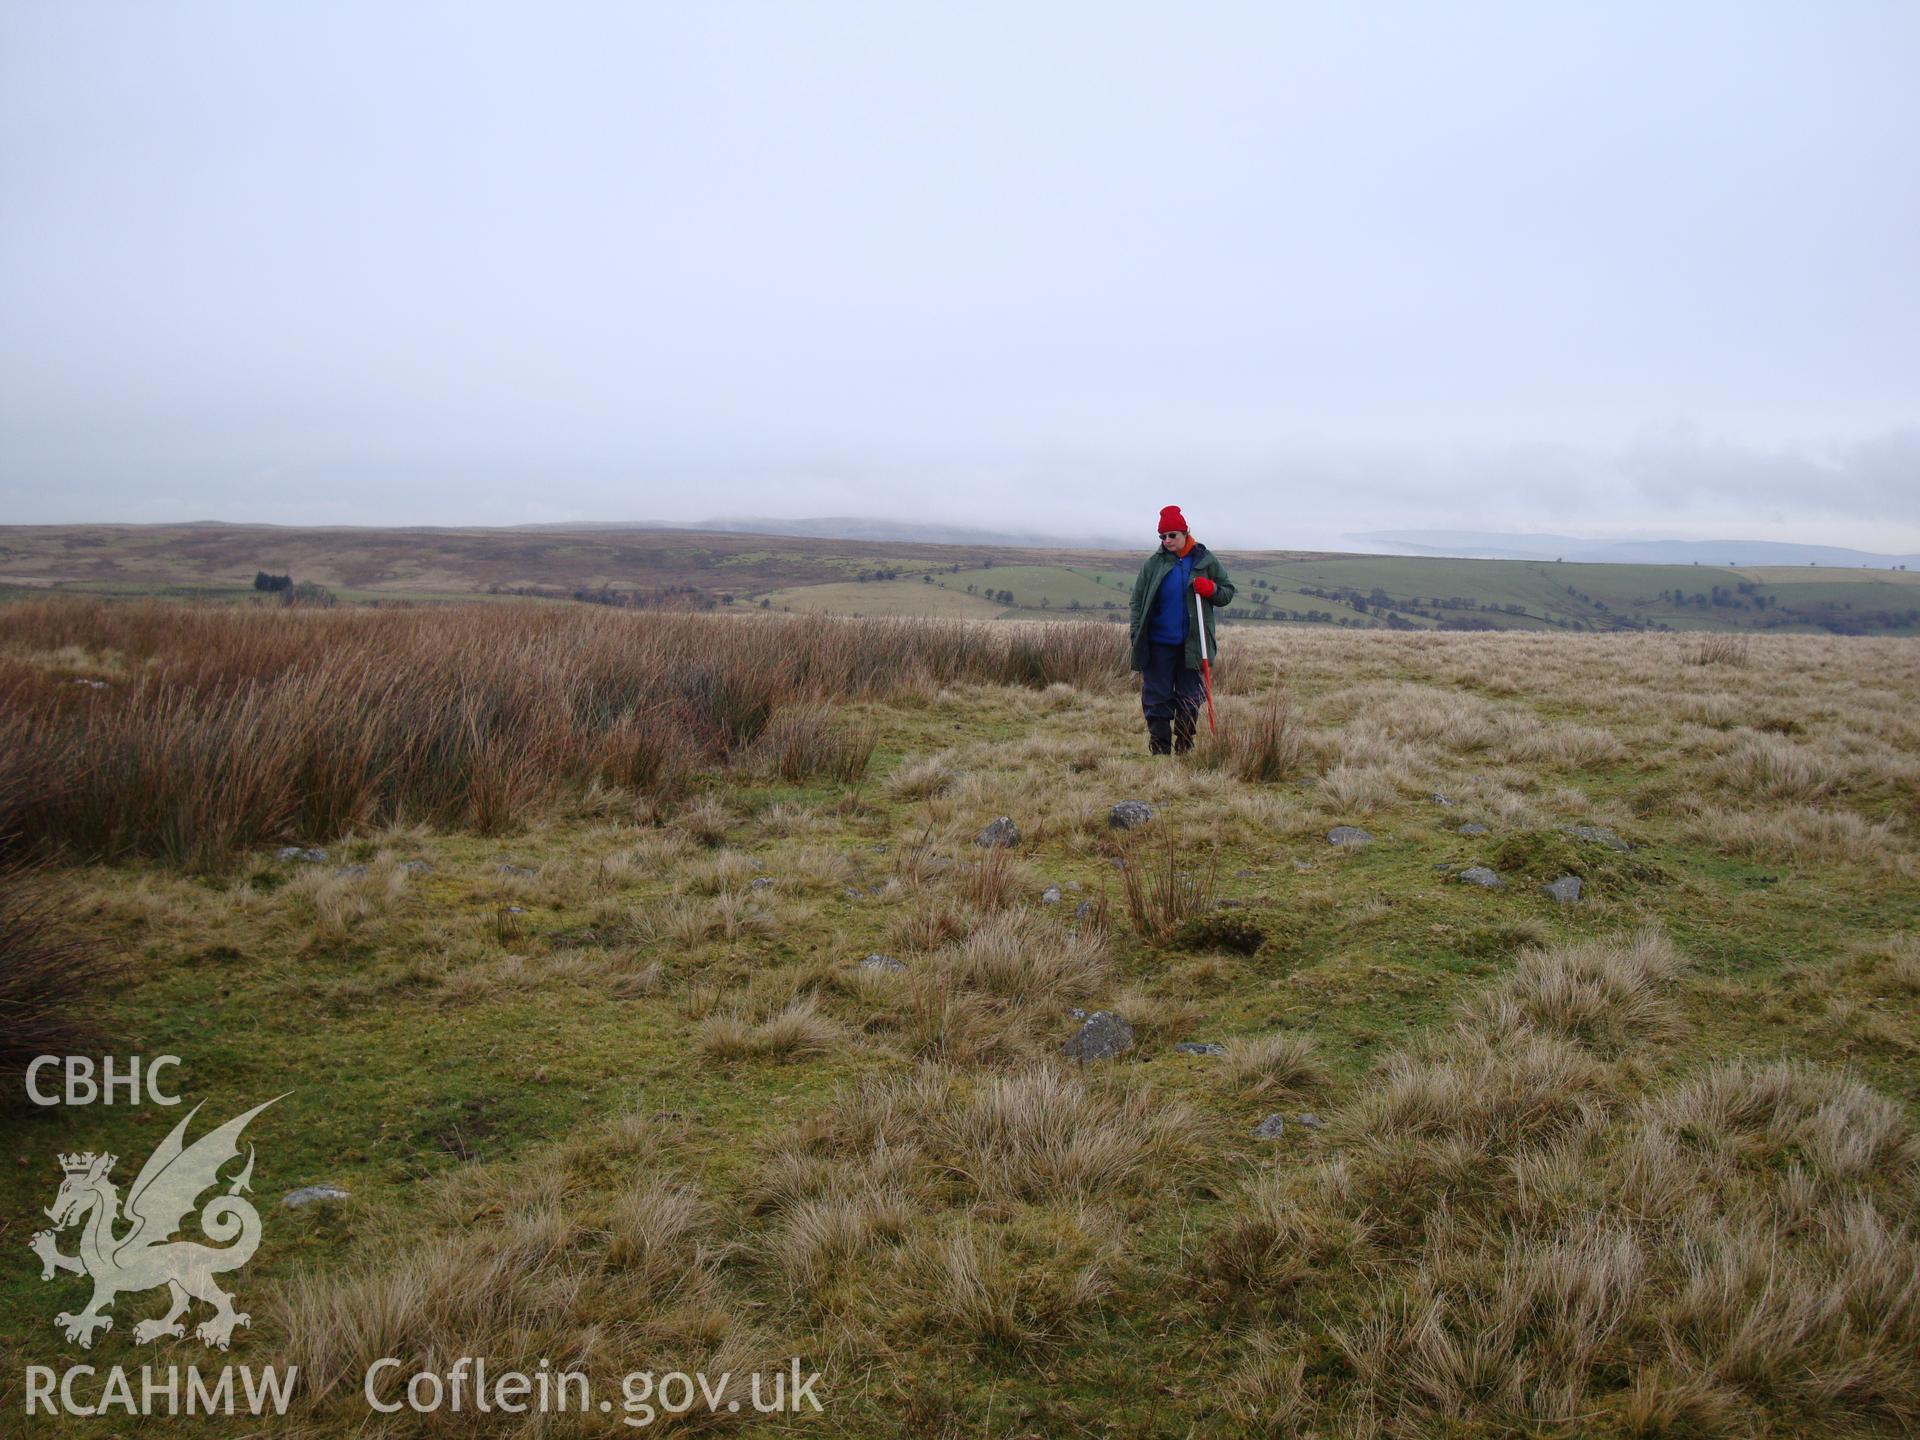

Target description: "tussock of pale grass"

left=896, top=1221, right=1113, bottom=1353
left=887, top=754, right=958, bottom=800
left=698, top=996, right=843, bottom=1063
left=1643, top=1058, right=1920, bottom=1184
left=1709, top=729, right=1855, bottom=802
left=670, top=794, right=733, bottom=847
left=1221, top=1030, right=1329, bottom=1098
left=1680, top=799, right=1905, bottom=866
left=932, top=910, right=1109, bottom=1006
left=1473, top=927, right=1686, bottom=1055
left=776, top=1065, right=1204, bottom=1207
left=1315, top=763, right=1400, bottom=814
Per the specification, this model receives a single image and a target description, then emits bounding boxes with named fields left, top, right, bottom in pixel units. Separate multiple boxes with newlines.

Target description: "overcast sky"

left=2, top=1, right=1916, bottom=550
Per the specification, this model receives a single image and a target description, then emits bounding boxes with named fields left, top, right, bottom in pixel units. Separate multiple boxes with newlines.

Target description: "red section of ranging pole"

left=1194, top=590, right=1216, bottom=735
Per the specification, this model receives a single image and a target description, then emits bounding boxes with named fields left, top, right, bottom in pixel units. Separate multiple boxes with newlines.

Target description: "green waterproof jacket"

left=1127, top=542, right=1235, bottom=672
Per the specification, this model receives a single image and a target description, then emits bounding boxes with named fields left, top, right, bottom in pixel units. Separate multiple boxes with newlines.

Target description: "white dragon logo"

left=28, top=1097, right=282, bottom=1350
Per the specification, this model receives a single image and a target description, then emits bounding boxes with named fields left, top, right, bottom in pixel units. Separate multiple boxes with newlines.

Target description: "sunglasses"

left=1159, top=531, right=1184, bottom=540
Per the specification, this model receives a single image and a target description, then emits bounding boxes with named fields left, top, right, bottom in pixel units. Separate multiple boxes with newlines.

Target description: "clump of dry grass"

left=698, top=997, right=844, bottom=1062
left=0, top=869, right=120, bottom=1093
left=1709, top=730, right=1850, bottom=802
left=1315, top=763, right=1401, bottom=814
left=1118, top=827, right=1217, bottom=942
left=1199, top=692, right=1308, bottom=783
left=1472, top=927, right=1686, bottom=1055
left=743, top=704, right=876, bottom=784
left=1686, top=633, right=1752, bottom=667
left=954, top=841, right=1023, bottom=910
left=887, top=754, right=959, bottom=800
left=1679, top=798, right=1907, bottom=867
left=1221, top=1030, right=1328, bottom=1098
left=932, top=910, right=1110, bottom=1007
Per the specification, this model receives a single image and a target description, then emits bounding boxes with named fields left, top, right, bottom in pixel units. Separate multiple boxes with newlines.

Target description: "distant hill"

left=2, top=522, right=1916, bottom=635
left=514, top=515, right=1138, bottom=550
left=1353, top=529, right=1920, bottom=569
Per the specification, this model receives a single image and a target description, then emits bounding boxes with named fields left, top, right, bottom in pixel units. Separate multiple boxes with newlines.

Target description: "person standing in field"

left=1128, top=505, right=1234, bottom=755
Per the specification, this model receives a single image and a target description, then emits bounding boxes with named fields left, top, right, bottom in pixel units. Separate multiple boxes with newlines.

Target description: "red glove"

left=1193, top=576, right=1217, bottom=598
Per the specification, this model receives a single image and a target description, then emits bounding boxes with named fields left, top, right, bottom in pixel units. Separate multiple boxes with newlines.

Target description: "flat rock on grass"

left=277, top=847, right=328, bottom=863
left=283, top=1185, right=350, bottom=1209
left=1563, top=824, right=1632, bottom=852
left=1174, top=1041, right=1227, bottom=1056
left=1542, top=875, right=1583, bottom=904
left=1062, top=1011, right=1134, bottom=1062
left=1458, top=822, right=1489, bottom=836
left=1108, top=800, right=1154, bottom=830
left=976, top=816, right=1021, bottom=848
left=1457, top=866, right=1505, bottom=888
left=1252, top=1114, right=1288, bottom=1139
left=1326, top=826, right=1374, bottom=847
left=861, top=954, right=906, bottom=972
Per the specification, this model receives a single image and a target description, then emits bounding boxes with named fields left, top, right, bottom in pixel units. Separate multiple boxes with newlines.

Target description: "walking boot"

left=1147, top=717, right=1173, bottom=755
left=1173, top=707, right=1197, bottom=755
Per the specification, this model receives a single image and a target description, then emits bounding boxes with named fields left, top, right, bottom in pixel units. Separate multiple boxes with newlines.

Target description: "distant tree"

left=253, top=571, right=292, bottom=592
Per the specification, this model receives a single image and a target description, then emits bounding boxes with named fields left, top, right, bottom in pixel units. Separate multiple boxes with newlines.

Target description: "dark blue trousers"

left=1140, top=641, right=1204, bottom=750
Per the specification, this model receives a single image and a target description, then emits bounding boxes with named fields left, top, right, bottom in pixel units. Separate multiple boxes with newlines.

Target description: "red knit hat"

left=1157, top=505, right=1189, bottom=535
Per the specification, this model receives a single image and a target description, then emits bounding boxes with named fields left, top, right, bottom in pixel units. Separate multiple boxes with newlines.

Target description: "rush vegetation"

left=1, top=597, right=1915, bottom=1439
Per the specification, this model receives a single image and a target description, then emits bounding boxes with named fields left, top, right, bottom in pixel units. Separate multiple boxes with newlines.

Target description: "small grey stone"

left=283, top=1185, right=350, bottom=1209
left=1542, top=875, right=1583, bottom=904
left=335, top=864, right=368, bottom=878
left=504, top=905, right=529, bottom=914
left=842, top=887, right=862, bottom=901
left=1327, top=826, right=1373, bottom=847
left=861, top=953, right=906, bottom=972
left=871, top=843, right=889, bottom=854
left=749, top=876, right=775, bottom=890
left=1074, top=900, right=1093, bottom=920
left=1065, top=881, right=1083, bottom=892
left=976, top=816, right=1021, bottom=848
left=1291, top=859, right=1315, bottom=872
left=497, top=862, right=537, bottom=878
left=1564, top=825, right=1632, bottom=852
left=1108, top=799, right=1155, bottom=830
left=1428, top=793, right=1455, bottom=807
left=277, top=846, right=328, bottom=863
left=1040, top=885, right=1062, bottom=904
left=1458, top=822, right=1489, bottom=836
left=1062, top=1011, right=1134, bottom=1062
left=1252, top=1114, right=1288, bottom=1139
left=71, top=677, right=109, bottom=689
left=1433, top=862, right=1457, bottom=872
left=1233, top=868, right=1255, bottom=879
left=1068, top=1007, right=1089, bottom=1020
left=1457, top=866, right=1505, bottom=888
left=398, top=859, right=432, bottom=874
left=1174, top=1041, right=1228, bottom=1056
left=1297, top=1113, right=1323, bottom=1129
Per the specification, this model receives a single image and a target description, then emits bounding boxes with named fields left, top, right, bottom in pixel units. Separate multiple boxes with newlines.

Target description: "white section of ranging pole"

left=1194, top=591, right=1208, bottom=662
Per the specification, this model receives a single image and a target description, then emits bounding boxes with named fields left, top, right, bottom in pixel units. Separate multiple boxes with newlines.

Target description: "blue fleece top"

left=1148, top=551, right=1194, bottom=644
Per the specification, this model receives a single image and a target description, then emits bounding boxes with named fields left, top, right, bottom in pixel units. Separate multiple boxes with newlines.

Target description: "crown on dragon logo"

left=58, top=1152, right=113, bottom=1175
